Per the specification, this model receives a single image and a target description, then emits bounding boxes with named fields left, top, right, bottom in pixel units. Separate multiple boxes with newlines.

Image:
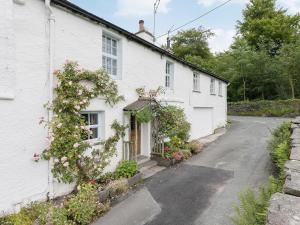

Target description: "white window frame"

left=165, top=61, right=174, bottom=90
left=102, top=33, right=121, bottom=79
left=80, top=111, right=105, bottom=141
left=210, top=78, right=216, bottom=95
left=193, top=72, right=200, bottom=92
left=218, top=81, right=223, bottom=96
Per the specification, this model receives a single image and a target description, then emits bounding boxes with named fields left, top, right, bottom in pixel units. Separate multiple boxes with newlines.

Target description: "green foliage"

left=67, top=183, right=99, bottom=225
left=268, top=122, right=291, bottom=179
left=228, top=99, right=300, bottom=117
left=171, top=27, right=214, bottom=61
left=135, top=107, right=153, bottom=123
left=237, top=0, right=300, bottom=55
left=51, top=207, right=75, bottom=225
left=114, top=160, right=138, bottom=178
left=232, top=177, right=282, bottom=225
left=39, top=61, right=126, bottom=183
left=169, top=136, right=186, bottom=149
left=157, top=105, right=191, bottom=142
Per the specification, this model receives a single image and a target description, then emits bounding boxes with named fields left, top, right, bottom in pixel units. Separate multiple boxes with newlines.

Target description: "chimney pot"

left=139, top=20, right=145, bottom=32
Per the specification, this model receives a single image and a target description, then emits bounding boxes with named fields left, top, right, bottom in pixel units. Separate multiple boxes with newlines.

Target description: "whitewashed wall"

left=0, top=0, right=227, bottom=214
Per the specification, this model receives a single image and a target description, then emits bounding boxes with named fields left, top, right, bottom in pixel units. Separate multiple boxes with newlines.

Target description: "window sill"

left=192, top=90, right=201, bottom=93
left=218, top=95, right=223, bottom=97
left=210, top=93, right=216, bottom=96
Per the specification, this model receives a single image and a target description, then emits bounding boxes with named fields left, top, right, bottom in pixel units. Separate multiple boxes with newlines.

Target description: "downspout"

left=45, top=0, right=55, bottom=199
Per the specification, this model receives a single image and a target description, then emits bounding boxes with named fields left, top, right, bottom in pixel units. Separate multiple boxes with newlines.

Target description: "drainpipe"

left=45, top=0, right=55, bottom=199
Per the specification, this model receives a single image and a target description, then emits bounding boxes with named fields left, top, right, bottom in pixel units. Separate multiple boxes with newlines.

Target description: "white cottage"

left=0, top=0, right=228, bottom=213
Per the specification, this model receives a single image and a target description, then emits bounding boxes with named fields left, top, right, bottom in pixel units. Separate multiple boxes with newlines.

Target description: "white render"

left=0, top=0, right=227, bottom=214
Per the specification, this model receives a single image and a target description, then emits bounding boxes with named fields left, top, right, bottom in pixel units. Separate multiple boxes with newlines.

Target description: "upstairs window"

left=102, top=34, right=118, bottom=77
left=210, top=78, right=215, bottom=95
left=218, top=81, right=222, bottom=96
left=193, top=73, right=200, bottom=92
left=165, top=61, right=174, bottom=90
left=81, top=112, right=104, bottom=140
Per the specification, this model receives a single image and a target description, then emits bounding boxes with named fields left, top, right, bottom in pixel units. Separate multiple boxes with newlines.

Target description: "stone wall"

left=266, top=117, right=300, bottom=225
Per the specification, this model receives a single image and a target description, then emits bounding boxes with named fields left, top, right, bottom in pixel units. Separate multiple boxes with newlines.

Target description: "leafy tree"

left=171, top=27, right=214, bottom=69
left=238, top=0, right=300, bottom=55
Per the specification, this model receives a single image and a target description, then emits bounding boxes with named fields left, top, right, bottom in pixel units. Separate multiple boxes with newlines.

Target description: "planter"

left=127, top=172, right=142, bottom=187
left=151, top=155, right=176, bottom=167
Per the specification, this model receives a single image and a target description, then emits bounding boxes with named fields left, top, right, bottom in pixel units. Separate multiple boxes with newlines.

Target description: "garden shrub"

left=187, top=140, right=204, bottom=154
left=228, top=99, right=300, bottom=117
left=114, top=160, right=138, bottom=178
left=268, top=122, right=291, bottom=179
left=51, top=207, right=75, bottom=225
left=232, top=177, right=282, bottom=225
left=67, top=183, right=99, bottom=225
left=157, top=105, right=191, bottom=142
left=180, top=150, right=192, bottom=160
left=108, top=179, right=129, bottom=198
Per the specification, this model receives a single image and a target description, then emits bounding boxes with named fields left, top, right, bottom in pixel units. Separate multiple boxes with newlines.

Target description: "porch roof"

left=123, top=98, right=155, bottom=112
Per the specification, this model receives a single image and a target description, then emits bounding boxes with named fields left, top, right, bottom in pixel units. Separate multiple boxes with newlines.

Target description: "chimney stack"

left=139, top=20, right=145, bottom=32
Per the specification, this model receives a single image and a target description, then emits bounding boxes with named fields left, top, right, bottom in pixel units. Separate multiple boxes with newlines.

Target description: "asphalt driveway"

left=94, top=116, right=290, bottom=225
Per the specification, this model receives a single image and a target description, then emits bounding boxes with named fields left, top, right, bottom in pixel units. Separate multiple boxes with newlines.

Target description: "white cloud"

left=197, top=0, right=247, bottom=7
left=208, top=28, right=235, bottom=53
left=278, top=0, right=300, bottom=14
left=197, top=0, right=300, bottom=14
left=115, top=0, right=171, bottom=16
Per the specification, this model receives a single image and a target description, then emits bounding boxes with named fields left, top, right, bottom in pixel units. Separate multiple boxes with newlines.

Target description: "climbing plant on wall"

left=39, top=61, right=126, bottom=183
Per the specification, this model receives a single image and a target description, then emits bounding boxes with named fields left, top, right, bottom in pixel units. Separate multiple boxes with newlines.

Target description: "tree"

left=238, top=0, right=300, bottom=55
left=170, top=27, right=214, bottom=69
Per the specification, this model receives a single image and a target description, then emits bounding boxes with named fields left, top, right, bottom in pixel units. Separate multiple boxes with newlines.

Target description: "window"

left=218, top=81, right=222, bottom=96
left=102, top=34, right=118, bottom=77
left=210, top=78, right=215, bottom=95
left=80, top=112, right=104, bottom=140
left=193, top=73, right=200, bottom=92
left=165, top=61, right=174, bottom=89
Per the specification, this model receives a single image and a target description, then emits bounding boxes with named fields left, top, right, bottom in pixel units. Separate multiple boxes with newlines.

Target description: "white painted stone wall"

left=0, top=0, right=227, bottom=213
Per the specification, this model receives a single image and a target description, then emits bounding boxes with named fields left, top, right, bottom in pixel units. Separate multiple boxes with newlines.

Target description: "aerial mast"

left=153, top=0, right=160, bottom=43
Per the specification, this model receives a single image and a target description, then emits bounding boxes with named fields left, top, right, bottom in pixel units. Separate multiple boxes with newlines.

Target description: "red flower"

left=164, top=147, right=170, bottom=152
left=172, top=151, right=183, bottom=161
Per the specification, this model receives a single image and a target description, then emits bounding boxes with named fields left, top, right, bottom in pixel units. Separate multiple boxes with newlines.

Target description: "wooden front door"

left=130, top=114, right=141, bottom=159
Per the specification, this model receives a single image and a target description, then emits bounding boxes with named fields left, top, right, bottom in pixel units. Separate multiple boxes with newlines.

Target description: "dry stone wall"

left=266, top=117, right=300, bottom=225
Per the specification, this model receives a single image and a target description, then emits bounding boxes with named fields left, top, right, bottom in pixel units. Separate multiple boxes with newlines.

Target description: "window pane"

left=90, top=113, right=98, bottom=125
left=81, top=114, right=89, bottom=125
left=112, top=39, right=117, bottom=47
left=102, top=56, right=106, bottom=69
left=112, top=47, right=117, bottom=56
left=90, top=128, right=98, bottom=139
left=112, top=59, right=117, bottom=75
left=107, top=57, right=112, bottom=74
left=102, top=36, right=106, bottom=52
left=106, top=37, right=112, bottom=54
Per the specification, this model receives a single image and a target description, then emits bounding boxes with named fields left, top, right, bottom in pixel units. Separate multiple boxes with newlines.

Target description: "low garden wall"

left=266, top=117, right=300, bottom=225
left=228, top=99, right=300, bottom=117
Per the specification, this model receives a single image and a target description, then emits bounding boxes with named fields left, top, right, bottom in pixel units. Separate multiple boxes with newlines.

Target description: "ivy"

left=39, top=61, right=126, bottom=183
left=135, top=107, right=153, bottom=123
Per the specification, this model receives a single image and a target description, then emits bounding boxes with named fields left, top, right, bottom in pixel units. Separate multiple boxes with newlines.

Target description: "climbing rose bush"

left=40, top=61, right=125, bottom=183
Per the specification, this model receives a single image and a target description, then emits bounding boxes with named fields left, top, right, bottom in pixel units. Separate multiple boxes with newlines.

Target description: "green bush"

left=67, top=183, right=99, bottom=225
left=232, top=177, right=282, bottom=225
left=114, top=160, right=138, bottom=178
left=228, top=99, right=300, bottom=117
left=268, top=122, right=291, bottom=179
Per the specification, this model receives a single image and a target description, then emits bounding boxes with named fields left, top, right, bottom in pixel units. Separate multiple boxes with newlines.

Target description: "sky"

left=69, top=0, right=300, bottom=53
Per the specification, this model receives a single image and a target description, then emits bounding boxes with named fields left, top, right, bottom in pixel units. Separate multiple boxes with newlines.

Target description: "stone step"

left=138, top=159, right=157, bottom=170
left=141, top=165, right=165, bottom=179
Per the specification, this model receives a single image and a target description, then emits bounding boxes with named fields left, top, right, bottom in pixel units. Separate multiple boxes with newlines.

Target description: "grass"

left=231, top=122, right=291, bottom=225
left=228, top=99, right=300, bottom=117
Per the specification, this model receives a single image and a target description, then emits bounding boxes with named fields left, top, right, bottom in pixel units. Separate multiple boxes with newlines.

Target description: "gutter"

left=45, top=0, right=55, bottom=199
left=50, top=0, right=229, bottom=84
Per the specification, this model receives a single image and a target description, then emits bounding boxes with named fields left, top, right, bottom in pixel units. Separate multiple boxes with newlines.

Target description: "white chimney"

left=135, top=20, right=154, bottom=44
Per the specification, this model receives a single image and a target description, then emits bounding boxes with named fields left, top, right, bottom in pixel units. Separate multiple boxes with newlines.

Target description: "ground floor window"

left=80, top=112, right=104, bottom=140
